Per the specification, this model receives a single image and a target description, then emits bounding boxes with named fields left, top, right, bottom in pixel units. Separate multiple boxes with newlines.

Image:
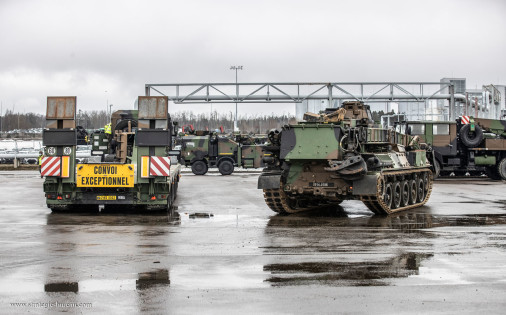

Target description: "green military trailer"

left=258, top=101, right=433, bottom=215
left=180, top=132, right=267, bottom=175
left=41, top=96, right=181, bottom=212
left=397, top=116, right=506, bottom=180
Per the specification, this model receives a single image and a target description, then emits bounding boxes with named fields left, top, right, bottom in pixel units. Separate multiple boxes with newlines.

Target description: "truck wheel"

left=218, top=160, right=234, bottom=175
left=459, top=124, right=483, bottom=148
left=191, top=160, right=208, bottom=175
left=498, top=158, right=506, bottom=180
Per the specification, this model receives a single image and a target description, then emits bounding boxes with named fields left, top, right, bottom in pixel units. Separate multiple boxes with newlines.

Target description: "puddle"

left=188, top=212, right=214, bottom=219
left=44, top=282, right=78, bottom=293
left=264, top=252, right=433, bottom=286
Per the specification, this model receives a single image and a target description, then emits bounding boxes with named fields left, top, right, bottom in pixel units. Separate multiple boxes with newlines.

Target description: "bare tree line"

left=1, top=109, right=392, bottom=133
left=171, top=110, right=296, bottom=133
left=0, top=109, right=296, bottom=133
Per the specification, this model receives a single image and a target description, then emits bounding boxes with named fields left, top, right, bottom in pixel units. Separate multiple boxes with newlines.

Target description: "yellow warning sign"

left=76, top=164, right=134, bottom=187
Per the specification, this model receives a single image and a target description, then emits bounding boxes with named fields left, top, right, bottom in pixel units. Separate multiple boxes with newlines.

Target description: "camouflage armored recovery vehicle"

left=398, top=116, right=506, bottom=179
left=258, top=101, right=433, bottom=215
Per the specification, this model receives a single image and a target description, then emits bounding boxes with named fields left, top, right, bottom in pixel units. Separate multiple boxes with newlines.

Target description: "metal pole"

left=235, top=68, right=238, bottom=129
left=230, top=65, right=243, bottom=131
left=449, top=85, right=455, bottom=121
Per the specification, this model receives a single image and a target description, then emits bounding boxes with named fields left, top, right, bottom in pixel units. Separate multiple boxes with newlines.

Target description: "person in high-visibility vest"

left=104, top=123, right=112, bottom=135
left=38, top=151, right=43, bottom=173
left=104, top=123, right=113, bottom=154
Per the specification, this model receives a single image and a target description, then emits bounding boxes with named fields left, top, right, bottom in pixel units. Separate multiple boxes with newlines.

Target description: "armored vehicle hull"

left=258, top=101, right=433, bottom=215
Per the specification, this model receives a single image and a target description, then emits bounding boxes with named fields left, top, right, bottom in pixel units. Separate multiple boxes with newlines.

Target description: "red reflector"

left=150, top=196, right=157, bottom=200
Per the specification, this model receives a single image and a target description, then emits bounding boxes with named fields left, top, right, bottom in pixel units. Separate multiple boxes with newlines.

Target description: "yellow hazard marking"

left=141, top=156, right=150, bottom=178
left=76, top=164, right=134, bottom=187
left=61, top=156, right=70, bottom=178
left=218, top=153, right=233, bottom=155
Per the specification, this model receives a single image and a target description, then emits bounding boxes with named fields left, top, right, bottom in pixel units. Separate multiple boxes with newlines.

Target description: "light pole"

left=105, top=90, right=108, bottom=116
left=230, top=65, right=243, bottom=131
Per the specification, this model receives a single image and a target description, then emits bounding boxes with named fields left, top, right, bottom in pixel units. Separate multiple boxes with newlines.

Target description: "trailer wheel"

left=498, top=157, right=506, bottom=180
left=218, top=160, right=234, bottom=175
left=191, top=160, right=208, bottom=175
left=459, top=124, right=483, bottom=148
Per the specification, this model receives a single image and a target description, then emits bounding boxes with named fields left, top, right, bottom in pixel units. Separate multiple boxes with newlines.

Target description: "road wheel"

left=408, top=179, right=417, bottom=205
left=498, top=157, right=506, bottom=180
left=383, top=183, right=393, bottom=209
left=400, top=180, right=410, bottom=207
left=218, top=160, right=234, bottom=175
left=392, top=182, right=402, bottom=209
left=416, top=178, right=425, bottom=202
left=191, top=160, right=208, bottom=175
left=459, top=124, right=483, bottom=148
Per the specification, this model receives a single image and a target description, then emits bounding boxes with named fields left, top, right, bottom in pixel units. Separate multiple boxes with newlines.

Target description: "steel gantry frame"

left=145, top=82, right=465, bottom=120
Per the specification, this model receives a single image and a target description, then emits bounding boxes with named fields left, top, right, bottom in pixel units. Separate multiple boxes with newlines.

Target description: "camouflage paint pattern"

left=181, top=135, right=210, bottom=164
left=241, top=145, right=266, bottom=168
left=181, top=133, right=266, bottom=170
left=259, top=101, right=436, bottom=215
left=401, top=117, right=506, bottom=178
left=474, top=118, right=506, bottom=138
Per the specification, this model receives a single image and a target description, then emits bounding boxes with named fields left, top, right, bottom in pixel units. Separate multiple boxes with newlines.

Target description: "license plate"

left=97, top=196, right=116, bottom=201
left=309, top=182, right=334, bottom=187
left=77, top=164, right=135, bottom=188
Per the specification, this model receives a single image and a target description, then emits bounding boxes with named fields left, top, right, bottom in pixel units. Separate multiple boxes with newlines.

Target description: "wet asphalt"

left=0, top=171, right=506, bottom=314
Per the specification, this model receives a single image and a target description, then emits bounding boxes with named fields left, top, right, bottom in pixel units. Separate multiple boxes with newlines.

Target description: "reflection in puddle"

left=136, top=269, right=170, bottom=290
left=188, top=212, right=214, bottom=219
left=46, top=211, right=181, bottom=226
left=44, top=282, right=78, bottom=293
left=268, top=210, right=506, bottom=232
left=264, top=252, right=433, bottom=286
left=41, top=270, right=170, bottom=293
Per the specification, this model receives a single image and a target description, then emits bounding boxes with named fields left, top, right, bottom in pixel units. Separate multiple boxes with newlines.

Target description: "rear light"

left=46, top=194, right=56, bottom=200
left=65, top=194, right=71, bottom=199
left=150, top=196, right=157, bottom=201
left=57, top=196, right=63, bottom=200
left=160, top=195, right=167, bottom=199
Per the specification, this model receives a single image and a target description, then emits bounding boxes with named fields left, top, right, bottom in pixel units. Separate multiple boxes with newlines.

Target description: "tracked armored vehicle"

left=258, top=101, right=433, bottom=215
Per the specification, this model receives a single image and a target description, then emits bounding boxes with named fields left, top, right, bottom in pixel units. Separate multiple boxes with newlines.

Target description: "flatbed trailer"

left=42, top=96, right=181, bottom=211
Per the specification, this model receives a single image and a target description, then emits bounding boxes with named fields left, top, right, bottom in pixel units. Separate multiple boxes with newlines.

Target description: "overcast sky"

left=1, top=0, right=505, bottom=116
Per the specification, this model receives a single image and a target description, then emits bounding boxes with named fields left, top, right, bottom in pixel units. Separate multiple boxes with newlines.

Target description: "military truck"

left=258, top=101, right=433, bottom=215
left=41, top=96, right=181, bottom=212
left=397, top=116, right=506, bottom=180
left=180, top=132, right=267, bottom=175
